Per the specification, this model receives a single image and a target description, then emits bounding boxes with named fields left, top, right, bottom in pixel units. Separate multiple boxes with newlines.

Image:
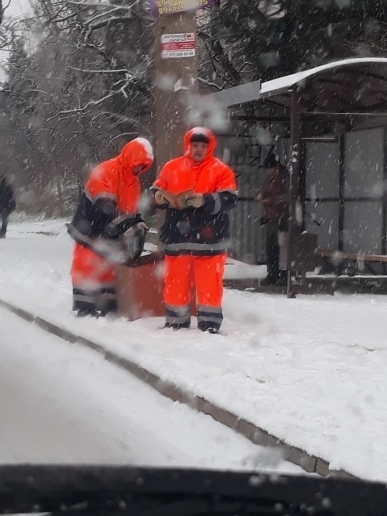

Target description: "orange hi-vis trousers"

left=71, top=243, right=116, bottom=313
left=164, top=253, right=227, bottom=331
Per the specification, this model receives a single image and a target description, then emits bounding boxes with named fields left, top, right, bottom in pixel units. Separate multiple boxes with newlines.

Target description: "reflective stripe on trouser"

left=72, top=285, right=116, bottom=312
left=164, top=254, right=226, bottom=329
left=71, top=243, right=116, bottom=311
left=197, top=305, right=223, bottom=331
left=165, top=303, right=191, bottom=326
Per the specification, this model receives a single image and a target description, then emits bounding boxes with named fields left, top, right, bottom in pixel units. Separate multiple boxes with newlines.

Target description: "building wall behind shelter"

left=217, top=134, right=263, bottom=263
left=217, top=134, right=290, bottom=264
left=305, top=127, right=385, bottom=264
left=221, top=126, right=387, bottom=268
left=344, top=128, right=384, bottom=255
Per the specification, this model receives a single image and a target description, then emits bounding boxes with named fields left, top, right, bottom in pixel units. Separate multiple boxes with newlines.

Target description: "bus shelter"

left=208, top=58, right=387, bottom=297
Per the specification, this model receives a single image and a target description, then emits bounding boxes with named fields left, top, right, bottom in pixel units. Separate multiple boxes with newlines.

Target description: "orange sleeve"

left=86, top=163, right=119, bottom=202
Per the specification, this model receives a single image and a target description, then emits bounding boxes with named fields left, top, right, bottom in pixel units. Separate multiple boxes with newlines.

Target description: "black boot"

left=198, top=321, right=220, bottom=334
left=164, top=321, right=190, bottom=330
left=76, top=307, right=99, bottom=318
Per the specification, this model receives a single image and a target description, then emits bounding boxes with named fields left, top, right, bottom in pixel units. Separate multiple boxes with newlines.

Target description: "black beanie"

left=190, top=132, right=210, bottom=144
left=264, top=150, right=280, bottom=168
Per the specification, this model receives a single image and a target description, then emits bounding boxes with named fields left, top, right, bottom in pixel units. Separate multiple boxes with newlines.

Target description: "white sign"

left=161, top=33, right=196, bottom=59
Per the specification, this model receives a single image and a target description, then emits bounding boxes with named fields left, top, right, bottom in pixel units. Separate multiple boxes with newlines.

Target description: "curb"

left=0, top=299, right=354, bottom=479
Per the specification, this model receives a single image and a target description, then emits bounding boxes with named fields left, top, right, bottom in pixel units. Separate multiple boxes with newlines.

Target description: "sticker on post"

left=161, top=33, right=196, bottom=59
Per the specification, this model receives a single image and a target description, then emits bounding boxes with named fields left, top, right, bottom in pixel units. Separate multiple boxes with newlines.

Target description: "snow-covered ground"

left=1, top=218, right=387, bottom=481
left=2, top=306, right=299, bottom=471
left=0, top=218, right=303, bottom=474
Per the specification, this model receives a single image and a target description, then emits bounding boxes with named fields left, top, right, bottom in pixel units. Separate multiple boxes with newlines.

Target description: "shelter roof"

left=207, top=58, right=387, bottom=119
left=260, top=57, right=387, bottom=116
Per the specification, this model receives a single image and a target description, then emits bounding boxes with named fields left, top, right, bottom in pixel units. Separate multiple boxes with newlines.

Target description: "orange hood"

left=118, top=137, right=154, bottom=174
left=183, top=127, right=217, bottom=161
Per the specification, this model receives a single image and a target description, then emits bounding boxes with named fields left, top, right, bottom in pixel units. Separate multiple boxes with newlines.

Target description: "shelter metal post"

left=287, top=90, right=301, bottom=298
left=383, top=126, right=387, bottom=274
left=338, top=133, right=345, bottom=256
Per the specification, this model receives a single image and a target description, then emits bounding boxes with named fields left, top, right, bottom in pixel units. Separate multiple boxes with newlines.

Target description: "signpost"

left=152, top=0, right=214, bottom=241
left=152, top=0, right=215, bottom=166
left=154, top=12, right=198, bottom=167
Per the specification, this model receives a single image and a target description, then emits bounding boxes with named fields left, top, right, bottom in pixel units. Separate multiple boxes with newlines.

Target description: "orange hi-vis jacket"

left=69, top=138, right=153, bottom=286
left=153, top=128, right=237, bottom=256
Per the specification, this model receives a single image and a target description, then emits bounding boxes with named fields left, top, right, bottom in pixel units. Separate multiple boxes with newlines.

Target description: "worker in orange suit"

left=152, top=127, right=237, bottom=334
left=68, top=137, right=154, bottom=317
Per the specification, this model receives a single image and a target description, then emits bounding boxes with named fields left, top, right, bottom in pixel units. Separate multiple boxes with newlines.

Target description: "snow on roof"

left=204, top=57, right=387, bottom=109
left=260, top=57, right=387, bottom=98
left=204, top=81, right=261, bottom=108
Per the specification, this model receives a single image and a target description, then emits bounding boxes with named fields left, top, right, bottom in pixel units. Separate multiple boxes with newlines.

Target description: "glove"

left=121, top=221, right=147, bottom=263
left=95, top=220, right=148, bottom=264
left=154, top=191, right=168, bottom=206
left=136, top=221, right=149, bottom=233
left=184, top=193, right=204, bottom=208
left=154, top=189, right=180, bottom=208
left=153, top=189, right=204, bottom=210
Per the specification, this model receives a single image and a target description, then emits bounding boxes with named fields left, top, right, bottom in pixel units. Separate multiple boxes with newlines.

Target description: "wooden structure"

left=116, top=252, right=165, bottom=321
left=116, top=251, right=197, bottom=321
left=207, top=57, right=387, bottom=297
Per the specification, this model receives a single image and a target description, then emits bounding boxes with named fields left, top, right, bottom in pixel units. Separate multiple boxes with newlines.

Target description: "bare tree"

left=0, top=0, right=155, bottom=216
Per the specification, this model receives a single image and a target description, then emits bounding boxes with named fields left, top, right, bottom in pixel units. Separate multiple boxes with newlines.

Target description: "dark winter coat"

left=0, top=177, right=16, bottom=213
left=258, top=165, right=289, bottom=231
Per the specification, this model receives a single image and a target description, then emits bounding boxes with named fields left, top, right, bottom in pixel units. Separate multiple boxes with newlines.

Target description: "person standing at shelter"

left=152, top=127, right=237, bottom=334
left=67, top=138, right=154, bottom=317
left=0, top=174, right=16, bottom=238
left=256, top=148, right=289, bottom=286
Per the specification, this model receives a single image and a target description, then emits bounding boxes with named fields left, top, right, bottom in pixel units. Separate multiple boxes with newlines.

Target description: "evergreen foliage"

left=201, top=0, right=387, bottom=87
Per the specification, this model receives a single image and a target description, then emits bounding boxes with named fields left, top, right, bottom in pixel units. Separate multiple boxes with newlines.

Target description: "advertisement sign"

left=161, top=33, right=196, bottom=59
left=150, top=0, right=215, bottom=18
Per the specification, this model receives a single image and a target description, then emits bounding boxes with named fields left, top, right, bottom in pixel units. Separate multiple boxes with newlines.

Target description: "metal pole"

left=287, top=90, right=301, bottom=298
left=382, top=126, right=387, bottom=274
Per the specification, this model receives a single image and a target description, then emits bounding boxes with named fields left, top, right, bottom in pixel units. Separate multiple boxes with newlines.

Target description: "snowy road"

left=0, top=305, right=301, bottom=473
